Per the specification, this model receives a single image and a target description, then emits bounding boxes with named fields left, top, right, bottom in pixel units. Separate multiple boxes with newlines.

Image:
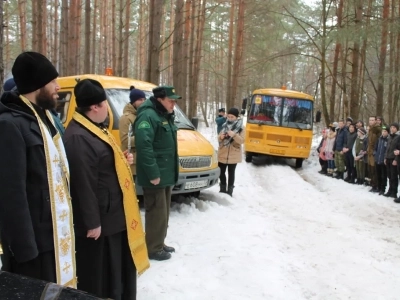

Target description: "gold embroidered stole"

left=72, top=112, right=150, bottom=275
left=20, top=96, right=76, bottom=288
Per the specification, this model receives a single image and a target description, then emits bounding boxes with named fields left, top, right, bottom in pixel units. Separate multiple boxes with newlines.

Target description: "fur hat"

left=129, top=86, right=146, bottom=104
left=227, top=107, right=239, bottom=117
left=12, top=52, right=58, bottom=94
left=74, top=79, right=106, bottom=108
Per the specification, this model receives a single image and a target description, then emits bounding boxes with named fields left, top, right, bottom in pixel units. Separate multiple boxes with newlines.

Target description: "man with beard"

left=64, top=79, right=149, bottom=299
left=0, top=52, right=76, bottom=287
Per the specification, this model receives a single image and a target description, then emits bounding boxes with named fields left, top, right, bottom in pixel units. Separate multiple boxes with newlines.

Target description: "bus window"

left=57, top=91, right=71, bottom=123
left=248, top=94, right=312, bottom=130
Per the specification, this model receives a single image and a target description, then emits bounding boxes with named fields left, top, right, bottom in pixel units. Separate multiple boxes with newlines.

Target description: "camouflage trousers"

left=334, top=151, right=345, bottom=172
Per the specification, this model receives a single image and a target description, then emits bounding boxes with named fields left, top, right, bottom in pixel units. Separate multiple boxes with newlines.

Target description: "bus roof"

left=57, top=74, right=157, bottom=91
left=252, top=88, right=314, bottom=101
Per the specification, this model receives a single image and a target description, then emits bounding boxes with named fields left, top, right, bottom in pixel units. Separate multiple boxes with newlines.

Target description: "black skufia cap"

left=12, top=51, right=59, bottom=94
left=74, top=79, right=107, bottom=108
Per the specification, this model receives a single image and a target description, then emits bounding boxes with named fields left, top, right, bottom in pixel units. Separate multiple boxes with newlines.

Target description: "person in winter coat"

left=134, top=86, right=179, bottom=261
left=317, top=129, right=328, bottom=174
left=325, top=124, right=337, bottom=176
left=353, top=127, right=368, bottom=185
left=0, top=52, right=76, bottom=286
left=374, top=126, right=389, bottom=195
left=64, top=79, right=149, bottom=299
left=367, top=116, right=382, bottom=192
left=216, top=108, right=226, bottom=134
left=343, top=123, right=357, bottom=183
left=218, top=107, right=245, bottom=197
left=385, top=123, right=400, bottom=199
left=333, top=120, right=348, bottom=179
left=119, top=86, right=146, bottom=177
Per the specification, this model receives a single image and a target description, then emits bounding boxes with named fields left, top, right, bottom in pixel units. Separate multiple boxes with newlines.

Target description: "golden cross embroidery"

left=55, top=184, right=65, bottom=203
left=59, top=210, right=68, bottom=222
left=60, top=235, right=71, bottom=256
left=131, top=219, right=138, bottom=230
left=53, top=155, right=60, bottom=167
left=124, top=178, right=130, bottom=189
left=63, top=262, right=71, bottom=273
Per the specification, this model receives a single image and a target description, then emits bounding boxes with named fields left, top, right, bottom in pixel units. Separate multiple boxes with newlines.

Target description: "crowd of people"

left=0, top=51, right=181, bottom=300
left=317, top=116, right=400, bottom=203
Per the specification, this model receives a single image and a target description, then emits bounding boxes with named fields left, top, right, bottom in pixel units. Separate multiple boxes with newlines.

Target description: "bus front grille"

left=179, top=156, right=212, bottom=169
left=266, top=134, right=292, bottom=143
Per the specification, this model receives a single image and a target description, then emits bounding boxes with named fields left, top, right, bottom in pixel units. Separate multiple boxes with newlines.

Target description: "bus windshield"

left=106, top=88, right=195, bottom=130
left=248, top=94, right=313, bottom=130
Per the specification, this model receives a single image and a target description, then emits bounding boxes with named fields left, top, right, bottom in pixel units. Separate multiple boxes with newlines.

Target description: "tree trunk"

left=392, top=1, right=400, bottom=122
left=122, top=0, right=131, bottom=77
left=173, top=0, right=185, bottom=103
left=59, top=0, right=69, bottom=76
left=320, top=0, right=329, bottom=125
left=53, top=0, right=60, bottom=66
left=84, top=0, right=91, bottom=73
left=329, top=0, right=344, bottom=121
left=117, top=0, right=124, bottom=76
left=376, top=0, right=390, bottom=117
left=231, top=0, right=245, bottom=109
left=18, top=0, right=27, bottom=50
left=91, top=0, right=98, bottom=73
left=146, top=0, right=163, bottom=84
left=349, top=0, right=363, bottom=119
left=225, top=1, right=235, bottom=109
left=192, top=0, right=207, bottom=124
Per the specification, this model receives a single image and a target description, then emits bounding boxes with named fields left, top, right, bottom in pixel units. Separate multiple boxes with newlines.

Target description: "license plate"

left=185, top=180, right=208, bottom=190
left=270, top=149, right=285, bottom=155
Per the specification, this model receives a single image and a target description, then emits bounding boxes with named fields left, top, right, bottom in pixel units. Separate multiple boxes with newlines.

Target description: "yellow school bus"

left=244, top=88, right=314, bottom=168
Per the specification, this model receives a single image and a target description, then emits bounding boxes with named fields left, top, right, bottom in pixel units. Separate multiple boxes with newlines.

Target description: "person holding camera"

left=216, top=107, right=226, bottom=134
left=218, top=107, right=245, bottom=197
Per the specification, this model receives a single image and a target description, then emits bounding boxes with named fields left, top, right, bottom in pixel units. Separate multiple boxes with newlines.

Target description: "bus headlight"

left=213, top=150, right=218, bottom=164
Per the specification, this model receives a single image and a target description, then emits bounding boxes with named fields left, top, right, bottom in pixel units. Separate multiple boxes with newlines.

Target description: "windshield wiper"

left=294, top=122, right=303, bottom=131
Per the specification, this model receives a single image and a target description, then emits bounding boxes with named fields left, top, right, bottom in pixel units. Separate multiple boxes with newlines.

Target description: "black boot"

left=344, top=172, right=351, bottom=182
left=227, top=186, right=234, bottom=197
left=334, top=172, right=343, bottom=180
left=163, top=244, right=175, bottom=253
left=149, top=250, right=171, bottom=261
left=219, top=184, right=227, bottom=193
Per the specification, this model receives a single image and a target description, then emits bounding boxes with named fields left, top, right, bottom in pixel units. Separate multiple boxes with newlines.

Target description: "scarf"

left=72, top=112, right=150, bottom=275
left=20, top=96, right=76, bottom=287
left=221, top=118, right=243, bottom=146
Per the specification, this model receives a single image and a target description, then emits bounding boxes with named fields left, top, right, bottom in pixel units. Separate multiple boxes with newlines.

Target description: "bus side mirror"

left=191, top=117, right=198, bottom=129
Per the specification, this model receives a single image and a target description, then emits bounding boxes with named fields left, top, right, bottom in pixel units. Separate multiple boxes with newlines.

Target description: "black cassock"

left=64, top=119, right=137, bottom=300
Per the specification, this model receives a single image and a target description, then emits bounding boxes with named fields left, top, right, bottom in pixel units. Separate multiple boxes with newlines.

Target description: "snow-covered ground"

left=138, top=121, right=400, bottom=300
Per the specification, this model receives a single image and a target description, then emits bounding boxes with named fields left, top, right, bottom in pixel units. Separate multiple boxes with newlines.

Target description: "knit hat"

left=358, top=127, right=366, bottom=135
left=3, top=78, right=16, bottom=92
left=153, top=86, right=182, bottom=100
left=381, top=125, right=388, bottom=132
left=390, top=122, right=399, bottom=131
left=74, top=79, right=107, bottom=108
left=218, top=108, right=225, bottom=113
left=129, top=86, right=146, bottom=104
left=227, top=107, right=239, bottom=117
left=332, top=122, right=339, bottom=128
left=12, top=52, right=59, bottom=94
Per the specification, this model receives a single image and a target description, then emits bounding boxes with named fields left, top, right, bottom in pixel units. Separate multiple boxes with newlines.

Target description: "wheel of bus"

left=295, top=158, right=303, bottom=169
left=245, top=153, right=253, bottom=163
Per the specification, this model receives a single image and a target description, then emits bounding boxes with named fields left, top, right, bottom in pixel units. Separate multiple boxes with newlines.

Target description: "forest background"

left=0, top=0, right=398, bottom=125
